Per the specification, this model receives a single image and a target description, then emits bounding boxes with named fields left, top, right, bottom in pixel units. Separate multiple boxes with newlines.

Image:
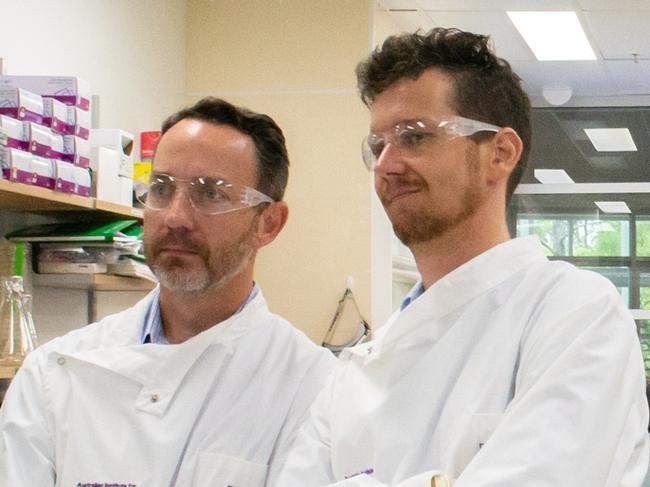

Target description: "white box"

left=24, top=122, right=52, bottom=158
left=0, top=75, right=91, bottom=111
left=55, top=160, right=76, bottom=193
left=50, top=133, right=64, bottom=161
left=63, top=135, right=90, bottom=168
left=119, top=176, right=133, bottom=207
left=31, top=155, right=55, bottom=189
left=0, top=147, right=32, bottom=184
left=90, top=128, right=133, bottom=177
left=0, top=88, right=44, bottom=124
left=0, top=115, right=27, bottom=151
left=43, top=97, right=69, bottom=135
left=67, top=106, right=90, bottom=140
left=72, top=166, right=91, bottom=196
left=93, top=146, right=121, bottom=203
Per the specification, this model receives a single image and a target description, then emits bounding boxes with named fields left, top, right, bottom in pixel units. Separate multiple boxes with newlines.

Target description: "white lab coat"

left=0, top=287, right=335, bottom=487
left=277, top=237, right=650, bottom=487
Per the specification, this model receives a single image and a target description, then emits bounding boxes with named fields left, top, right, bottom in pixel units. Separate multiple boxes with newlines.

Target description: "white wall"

left=0, top=0, right=186, bottom=339
left=0, top=0, right=187, bottom=142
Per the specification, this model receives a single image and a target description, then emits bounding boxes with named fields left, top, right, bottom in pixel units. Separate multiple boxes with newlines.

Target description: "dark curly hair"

left=161, top=97, right=289, bottom=201
left=356, top=27, right=531, bottom=202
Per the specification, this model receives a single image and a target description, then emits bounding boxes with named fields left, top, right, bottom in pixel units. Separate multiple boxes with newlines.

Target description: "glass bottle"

left=0, top=276, right=36, bottom=367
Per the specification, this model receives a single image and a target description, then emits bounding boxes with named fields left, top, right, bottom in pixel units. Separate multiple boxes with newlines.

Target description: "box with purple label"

left=0, top=76, right=91, bottom=111
left=72, top=166, right=91, bottom=196
left=0, top=88, right=44, bottom=124
left=0, top=147, right=32, bottom=183
left=31, top=156, right=55, bottom=189
left=43, top=98, right=69, bottom=135
left=63, top=135, right=90, bottom=168
left=54, top=160, right=76, bottom=193
left=50, top=133, right=65, bottom=161
left=0, top=115, right=27, bottom=151
left=24, top=122, right=52, bottom=158
left=67, top=106, right=90, bottom=140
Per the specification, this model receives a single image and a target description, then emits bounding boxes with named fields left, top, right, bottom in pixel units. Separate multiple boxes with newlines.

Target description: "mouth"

left=382, top=185, right=422, bottom=205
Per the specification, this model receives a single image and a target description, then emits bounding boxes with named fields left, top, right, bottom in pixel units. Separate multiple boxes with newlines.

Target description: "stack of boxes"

left=0, top=76, right=91, bottom=197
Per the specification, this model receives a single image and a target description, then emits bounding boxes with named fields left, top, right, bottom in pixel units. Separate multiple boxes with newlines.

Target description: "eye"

left=149, top=180, right=174, bottom=199
left=396, top=129, right=433, bottom=150
left=367, top=136, right=386, bottom=159
left=193, top=179, right=232, bottom=205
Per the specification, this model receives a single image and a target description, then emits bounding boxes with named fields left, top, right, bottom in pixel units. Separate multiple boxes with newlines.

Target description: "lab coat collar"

left=53, top=288, right=270, bottom=416
left=346, top=236, right=547, bottom=360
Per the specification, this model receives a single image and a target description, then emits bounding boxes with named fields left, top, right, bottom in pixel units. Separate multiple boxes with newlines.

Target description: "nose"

left=162, top=189, right=196, bottom=230
left=374, top=142, right=406, bottom=175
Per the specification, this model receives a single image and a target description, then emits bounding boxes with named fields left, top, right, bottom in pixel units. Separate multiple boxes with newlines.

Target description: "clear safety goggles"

left=135, top=173, right=274, bottom=216
left=361, top=115, right=501, bottom=170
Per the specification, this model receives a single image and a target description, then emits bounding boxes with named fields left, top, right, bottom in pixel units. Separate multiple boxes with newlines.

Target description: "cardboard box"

left=0, top=115, right=27, bottom=151
left=93, top=146, right=121, bottom=203
left=43, top=97, right=69, bottom=135
left=90, top=128, right=133, bottom=177
left=54, top=160, right=75, bottom=193
left=31, top=155, right=55, bottom=189
left=0, top=147, right=32, bottom=184
left=50, top=133, right=64, bottom=161
left=24, top=122, right=52, bottom=158
left=63, top=135, right=90, bottom=168
left=0, top=75, right=91, bottom=110
left=72, top=166, right=91, bottom=196
left=67, top=106, right=90, bottom=140
left=0, top=88, right=44, bottom=124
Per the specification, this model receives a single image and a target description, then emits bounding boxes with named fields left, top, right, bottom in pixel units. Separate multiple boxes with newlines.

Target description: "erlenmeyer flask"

left=0, top=276, right=36, bottom=367
left=21, top=293, right=38, bottom=349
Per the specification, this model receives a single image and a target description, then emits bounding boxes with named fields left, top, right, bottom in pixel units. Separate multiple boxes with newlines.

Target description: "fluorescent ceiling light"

left=594, top=201, right=631, bottom=214
left=584, top=128, right=637, bottom=152
left=507, top=11, right=596, bottom=61
left=534, top=169, right=574, bottom=184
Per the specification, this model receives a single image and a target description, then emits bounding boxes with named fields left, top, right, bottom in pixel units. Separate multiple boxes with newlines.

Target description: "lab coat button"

left=57, top=357, right=66, bottom=366
left=150, top=393, right=159, bottom=403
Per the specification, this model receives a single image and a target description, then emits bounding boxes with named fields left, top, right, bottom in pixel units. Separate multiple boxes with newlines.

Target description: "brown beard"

left=145, top=215, right=259, bottom=293
left=386, top=145, right=484, bottom=246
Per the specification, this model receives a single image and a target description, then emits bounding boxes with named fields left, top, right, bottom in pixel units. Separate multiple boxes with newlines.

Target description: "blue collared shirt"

left=399, top=280, right=425, bottom=311
left=141, top=283, right=261, bottom=344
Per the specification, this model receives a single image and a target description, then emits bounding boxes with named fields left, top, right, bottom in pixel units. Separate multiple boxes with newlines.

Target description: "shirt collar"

left=400, top=281, right=425, bottom=311
left=141, top=283, right=261, bottom=344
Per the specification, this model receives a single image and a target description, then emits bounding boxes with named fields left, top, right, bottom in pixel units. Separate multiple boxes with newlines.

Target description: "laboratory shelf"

left=33, top=273, right=155, bottom=292
left=0, top=179, right=143, bottom=220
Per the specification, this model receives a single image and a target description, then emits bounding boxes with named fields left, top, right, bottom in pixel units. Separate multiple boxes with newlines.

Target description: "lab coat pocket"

left=193, top=451, right=268, bottom=487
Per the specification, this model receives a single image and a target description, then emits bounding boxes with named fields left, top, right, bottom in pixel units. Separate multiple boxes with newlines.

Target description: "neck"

left=410, top=202, right=511, bottom=289
left=158, top=265, right=255, bottom=344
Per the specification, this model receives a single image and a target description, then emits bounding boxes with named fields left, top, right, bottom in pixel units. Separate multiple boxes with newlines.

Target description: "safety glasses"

left=361, top=115, right=501, bottom=170
left=135, top=173, right=274, bottom=216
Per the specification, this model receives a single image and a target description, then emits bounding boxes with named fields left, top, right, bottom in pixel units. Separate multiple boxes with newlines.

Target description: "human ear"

left=487, top=128, right=523, bottom=181
left=255, top=201, right=289, bottom=248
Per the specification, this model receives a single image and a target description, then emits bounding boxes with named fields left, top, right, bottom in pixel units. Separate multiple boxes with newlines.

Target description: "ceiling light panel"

left=507, top=11, right=597, bottom=61
left=594, top=201, right=631, bottom=213
left=584, top=128, right=637, bottom=152
left=534, top=169, right=575, bottom=184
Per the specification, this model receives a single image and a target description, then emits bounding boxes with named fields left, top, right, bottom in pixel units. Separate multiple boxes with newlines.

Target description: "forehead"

left=153, top=118, right=258, bottom=185
left=369, top=69, right=456, bottom=133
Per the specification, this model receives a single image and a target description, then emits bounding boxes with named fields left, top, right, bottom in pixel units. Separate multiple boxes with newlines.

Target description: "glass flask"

left=0, top=276, right=37, bottom=367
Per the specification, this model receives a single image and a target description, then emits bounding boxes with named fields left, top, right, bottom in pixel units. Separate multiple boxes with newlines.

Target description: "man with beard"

left=0, top=97, right=335, bottom=487
left=277, top=28, right=649, bottom=487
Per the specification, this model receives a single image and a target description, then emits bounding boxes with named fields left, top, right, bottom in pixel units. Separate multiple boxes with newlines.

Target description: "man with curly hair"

left=277, top=28, right=649, bottom=487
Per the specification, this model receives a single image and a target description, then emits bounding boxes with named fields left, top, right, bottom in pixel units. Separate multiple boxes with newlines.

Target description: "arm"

left=266, top=351, right=337, bottom=487
left=0, top=350, right=56, bottom=486
left=277, top=276, right=648, bottom=487
left=453, top=280, right=649, bottom=487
